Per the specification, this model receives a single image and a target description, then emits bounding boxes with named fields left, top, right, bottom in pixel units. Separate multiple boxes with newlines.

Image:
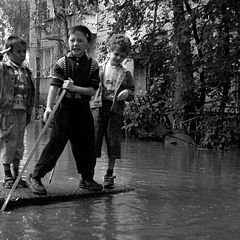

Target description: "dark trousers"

left=32, top=100, right=96, bottom=181
left=92, top=100, right=123, bottom=159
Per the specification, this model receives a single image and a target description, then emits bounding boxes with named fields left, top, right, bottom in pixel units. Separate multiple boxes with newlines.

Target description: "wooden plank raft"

left=0, top=178, right=135, bottom=210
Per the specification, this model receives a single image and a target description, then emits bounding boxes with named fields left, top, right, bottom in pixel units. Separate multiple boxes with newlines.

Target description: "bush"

left=123, top=76, right=172, bottom=138
left=197, top=112, right=240, bottom=150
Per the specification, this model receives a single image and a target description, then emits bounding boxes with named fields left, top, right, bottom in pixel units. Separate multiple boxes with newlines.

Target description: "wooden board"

left=0, top=178, right=135, bottom=210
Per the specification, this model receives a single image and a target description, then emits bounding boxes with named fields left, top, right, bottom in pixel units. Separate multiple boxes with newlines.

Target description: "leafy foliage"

left=197, top=112, right=240, bottom=151
left=0, top=0, right=30, bottom=45
left=123, top=75, right=172, bottom=138
left=102, top=0, right=240, bottom=149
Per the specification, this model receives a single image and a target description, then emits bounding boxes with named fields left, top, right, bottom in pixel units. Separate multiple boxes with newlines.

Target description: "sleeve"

left=0, top=64, right=5, bottom=108
left=0, top=64, right=11, bottom=114
left=50, top=57, right=65, bottom=87
left=25, top=68, right=35, bottom=125
left=88, top=59, right=100, bottom=90
left=125, top=71, right=135, bottom=101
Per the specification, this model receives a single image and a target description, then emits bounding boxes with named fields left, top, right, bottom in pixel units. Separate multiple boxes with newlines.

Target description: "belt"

left=65, top=92, right=82, bottom=99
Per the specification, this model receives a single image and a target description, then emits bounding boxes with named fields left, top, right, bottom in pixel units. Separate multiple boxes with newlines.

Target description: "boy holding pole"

left=28, top=25, right=102, bottom=195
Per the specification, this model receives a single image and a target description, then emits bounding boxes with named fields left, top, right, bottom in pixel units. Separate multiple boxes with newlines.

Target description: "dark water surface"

left=1, top=123, right=240, bottom=240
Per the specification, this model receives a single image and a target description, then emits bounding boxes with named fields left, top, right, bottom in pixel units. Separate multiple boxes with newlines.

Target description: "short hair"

left=69, top=25, right=92, bottom=42
left=108, top=34, right=131, bottom=54
left=4, top=35, right=27, bottom=51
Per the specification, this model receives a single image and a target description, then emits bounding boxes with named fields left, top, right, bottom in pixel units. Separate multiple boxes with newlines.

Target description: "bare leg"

left=107, top=157, right=116, bottom=172
left=12, top=159, right=19, bottom=178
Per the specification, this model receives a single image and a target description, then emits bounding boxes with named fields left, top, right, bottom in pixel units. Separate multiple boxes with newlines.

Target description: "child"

left=0, top=36, right=35, bottom=189
left=28, top=25, right=102, bottom=195
left=91, top=34, right=135, bottom=188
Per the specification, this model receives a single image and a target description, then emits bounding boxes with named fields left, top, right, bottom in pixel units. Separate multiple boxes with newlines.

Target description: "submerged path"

left=0, top=178, right=135, bottom=211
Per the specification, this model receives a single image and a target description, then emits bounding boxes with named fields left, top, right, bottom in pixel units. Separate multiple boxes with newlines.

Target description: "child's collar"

left=103, top=58, right=123, bottom=68
left=67, top=52, right=89, bottom=60
left=6, top=60, right=25, bottom=69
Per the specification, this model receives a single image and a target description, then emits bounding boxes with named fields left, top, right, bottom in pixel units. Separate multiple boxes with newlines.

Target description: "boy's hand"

left=0, top=47, right=11, bottom=55
left=63, top=78, right=75, bottom=92
left=117, top=89, right=129, bottom=101
left=43, top=108, right=52, bottom=122
left=0, top=47, right=11, bottom=61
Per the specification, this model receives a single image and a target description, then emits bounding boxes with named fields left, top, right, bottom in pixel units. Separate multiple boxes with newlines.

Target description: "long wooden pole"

left=48, top=165, right=55, bottom=184
left=1, top=89, right=66, bottom=212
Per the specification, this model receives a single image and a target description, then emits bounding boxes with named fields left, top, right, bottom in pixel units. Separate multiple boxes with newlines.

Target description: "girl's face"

left=109, top=49, right=128, bottom=66
left=8, top=43, right=27, bottom=66
left=68, top=31, right=89, bottom=57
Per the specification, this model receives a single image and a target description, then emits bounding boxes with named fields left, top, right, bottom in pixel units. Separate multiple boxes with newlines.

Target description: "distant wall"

left=38, top=77, right=51, bottom=102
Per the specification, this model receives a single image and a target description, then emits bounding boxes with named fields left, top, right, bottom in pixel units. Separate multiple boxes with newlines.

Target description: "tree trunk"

left=172, top=0, right=195, bottom=121
left=35, top=28, right=41, bottom=118
left=219, top=3, right=230, bottom=114
left=61, top=0, right=69, bottom=54
left=184, top=0, right=206, bottom=110
left=146, top=0, right=158, bottom=91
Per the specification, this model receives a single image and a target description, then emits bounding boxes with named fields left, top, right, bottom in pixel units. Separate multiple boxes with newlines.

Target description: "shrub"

left=123, top=76, right=172, bottom=138
left=197, top=112, right=240, bottom=150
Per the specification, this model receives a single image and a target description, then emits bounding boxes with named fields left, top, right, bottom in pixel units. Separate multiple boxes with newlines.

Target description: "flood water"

left=1, top=122, right=240, bottom=239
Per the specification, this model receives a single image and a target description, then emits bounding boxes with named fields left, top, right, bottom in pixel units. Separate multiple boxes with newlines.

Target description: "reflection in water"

left=1, top=123, right=240, bottom=239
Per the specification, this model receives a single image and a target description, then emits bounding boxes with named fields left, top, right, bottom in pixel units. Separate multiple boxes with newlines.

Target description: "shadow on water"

left=1, top=122, right=240, bottom=239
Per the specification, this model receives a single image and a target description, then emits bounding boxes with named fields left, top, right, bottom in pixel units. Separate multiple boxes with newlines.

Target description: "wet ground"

left=1, top=122, right=240, bottom=239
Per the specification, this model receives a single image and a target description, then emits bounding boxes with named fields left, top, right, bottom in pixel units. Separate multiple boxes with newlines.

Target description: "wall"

left=39, top=77, right=51, bottom=102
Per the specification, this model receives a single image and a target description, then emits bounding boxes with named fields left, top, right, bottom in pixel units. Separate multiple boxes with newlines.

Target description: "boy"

left=0, top=36, right=35, bottom=189
left=28, top=25, right=102, bottom=195
left=91, top=34, right=135, bottom=188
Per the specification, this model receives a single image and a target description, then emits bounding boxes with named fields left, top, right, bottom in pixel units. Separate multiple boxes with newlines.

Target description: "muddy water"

left=1, top=123, right=240, bottom=240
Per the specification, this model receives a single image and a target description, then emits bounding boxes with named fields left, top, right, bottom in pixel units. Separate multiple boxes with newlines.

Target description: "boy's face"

left=109, top=49, right=128, bottom=66
left=8, top=43, right=27, bottom=66
left=68, top=31, right=89, bottom=58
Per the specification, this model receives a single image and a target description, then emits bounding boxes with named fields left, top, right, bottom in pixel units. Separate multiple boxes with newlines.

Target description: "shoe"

left=15, top=178, right=28, bottom=188
left=28, top=174, right=47, bottom=195
left=103, top=175, right=116, bottom=189
left=79, top=179, right=102, bottom=191
left=3, top=176, right=14, bottom=189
